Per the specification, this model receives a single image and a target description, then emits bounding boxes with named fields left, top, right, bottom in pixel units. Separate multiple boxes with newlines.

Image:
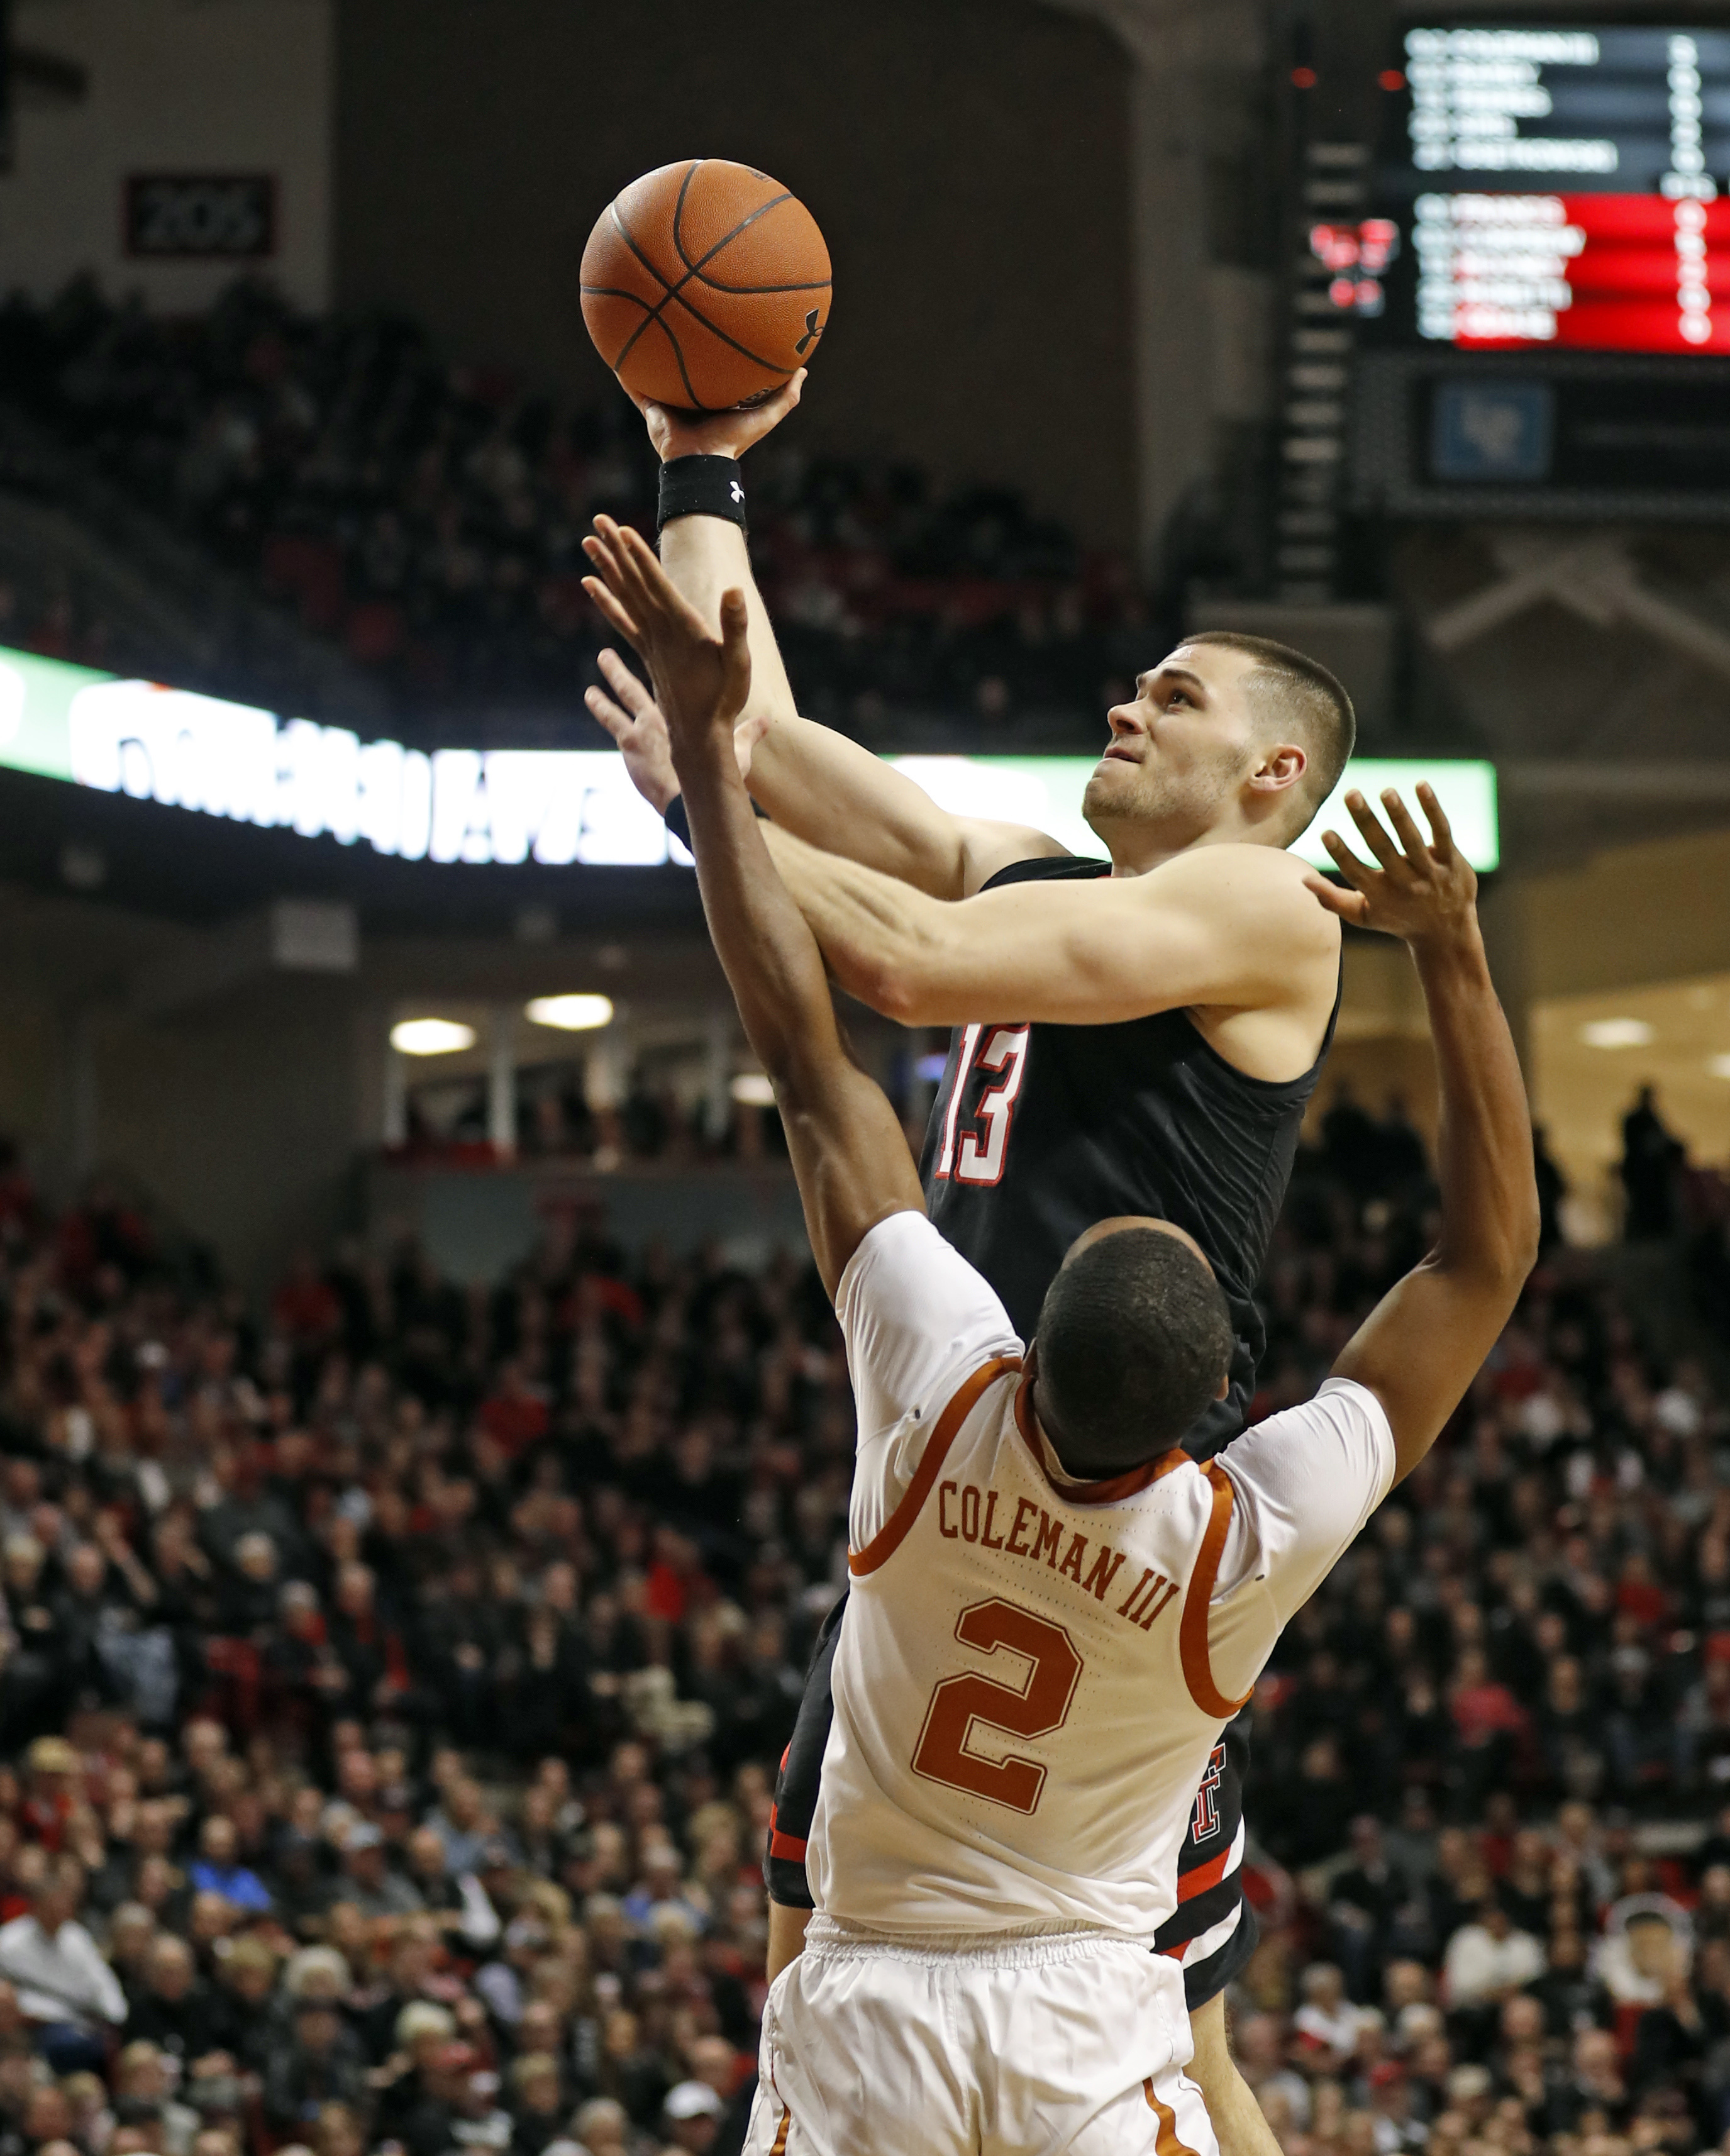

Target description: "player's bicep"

left=914, top=878, right=1293, bottom=1026
left=835, top=1210, right=1020, bottom=1440
left=755, top=718, right=973, bottom=897
left=896, top=879, right=1194, bottom=1025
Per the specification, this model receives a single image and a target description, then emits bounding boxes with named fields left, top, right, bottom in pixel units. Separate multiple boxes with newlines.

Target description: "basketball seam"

left=596, top=164, right=822, bottom=406
left=663, top=286, right=796, bottom=381
left=606, top=199, right=681, bottom=374
left=670, top=169, right=799, bottom=287
left=670, top=160, right=702, bottom=275
left=650, top=314, right=702, bottom=411
left=694, top=274, right=830, bottom=295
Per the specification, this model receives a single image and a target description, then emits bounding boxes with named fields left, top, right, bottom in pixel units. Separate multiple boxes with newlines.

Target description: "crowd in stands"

left=1, top=1083, right=1729, bottom=2156
left=0, top=281, right=1152, bottom=733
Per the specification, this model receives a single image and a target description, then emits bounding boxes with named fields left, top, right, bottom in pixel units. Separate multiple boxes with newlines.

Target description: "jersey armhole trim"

left=1180, top=1464, right=1256, bottom=1718
left=848, top=1355, right=1021, bottom=1577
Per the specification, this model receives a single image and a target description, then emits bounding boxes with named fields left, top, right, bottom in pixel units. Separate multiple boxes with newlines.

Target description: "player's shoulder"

left=1141, top=843, right=1338, bottom=947
left=1219, top=1377, right=1394, bottom=1498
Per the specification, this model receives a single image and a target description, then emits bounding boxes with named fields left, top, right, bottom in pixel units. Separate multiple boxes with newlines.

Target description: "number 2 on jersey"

left=934, top=1025, right=1031, bottom=1186
left=911, top=1596, right=1083, bottom=1815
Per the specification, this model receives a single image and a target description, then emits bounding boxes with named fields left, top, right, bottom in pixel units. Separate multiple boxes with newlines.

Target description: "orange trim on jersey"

left=770, top=2102, right=791, bottom=2155
left=1179, top=1464, right=1255, bottom=1718
left=1144, top=2082, right=1200, bottom=2156
left=848, top=1356, right=1022, bottom=1577
left=1011, top=1373, right=1188, bottom=1504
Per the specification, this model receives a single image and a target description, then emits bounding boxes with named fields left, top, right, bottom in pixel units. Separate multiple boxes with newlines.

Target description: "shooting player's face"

left=1082, top=643, right=1265, bottom=838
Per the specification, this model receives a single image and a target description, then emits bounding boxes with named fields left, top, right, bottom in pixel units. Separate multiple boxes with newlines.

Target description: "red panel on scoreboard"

left=1420, top=193, right=1729, bottom=352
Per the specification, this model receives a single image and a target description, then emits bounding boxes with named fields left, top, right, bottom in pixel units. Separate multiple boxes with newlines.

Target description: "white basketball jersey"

left=809, top=1210, right=1394, bottom=1943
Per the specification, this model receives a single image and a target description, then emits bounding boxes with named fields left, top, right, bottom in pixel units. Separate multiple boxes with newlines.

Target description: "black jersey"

left=918, top=854, right=1340, bottom=1460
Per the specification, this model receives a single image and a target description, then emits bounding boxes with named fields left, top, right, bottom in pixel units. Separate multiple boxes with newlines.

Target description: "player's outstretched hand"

left=580, top=517, right=751, bottom=766
left=619, top=368, right=805, bottom=464
left=1304, top=784, right=1478, bottom=950
left=585, top=648, right=769, bottom=815
left=585, top=648, right=678, bottom=812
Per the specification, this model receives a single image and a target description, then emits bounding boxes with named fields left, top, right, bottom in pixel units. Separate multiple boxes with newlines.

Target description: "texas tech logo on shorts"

left=1189, top=1744, right=1226, bottom=1843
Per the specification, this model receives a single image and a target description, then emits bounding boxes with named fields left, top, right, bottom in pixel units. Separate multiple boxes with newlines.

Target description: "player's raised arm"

left=1314, top=788, right=1539, bottom=1482
left=586, top=386, right=1067, bottom=899
left=580, top=525, right=924, bottom=1301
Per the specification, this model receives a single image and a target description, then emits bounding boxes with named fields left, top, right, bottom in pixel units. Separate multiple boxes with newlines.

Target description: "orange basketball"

left=580, top=160, right=831, bottom=413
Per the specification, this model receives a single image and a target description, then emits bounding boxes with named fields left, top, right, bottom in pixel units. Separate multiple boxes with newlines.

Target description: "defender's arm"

left=1319, top=790, right=1539, bottom=1482
left=582, top=529, right=923, bottom=1300
left=765, top=829, right=1338, bottom=1030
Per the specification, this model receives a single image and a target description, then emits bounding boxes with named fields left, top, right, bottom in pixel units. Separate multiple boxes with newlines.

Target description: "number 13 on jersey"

left=934, top=1025, right=1031, bottom=1187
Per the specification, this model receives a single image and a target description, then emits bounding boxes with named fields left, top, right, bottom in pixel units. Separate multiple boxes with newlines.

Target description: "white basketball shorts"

left=741, top=1921, right=1219, bottom=2156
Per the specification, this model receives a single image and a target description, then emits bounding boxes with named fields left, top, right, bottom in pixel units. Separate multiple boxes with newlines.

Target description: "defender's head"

left=1031, top=1218, right=1234, bottom=1478
left=1084, top=632, right=1355, bottom=853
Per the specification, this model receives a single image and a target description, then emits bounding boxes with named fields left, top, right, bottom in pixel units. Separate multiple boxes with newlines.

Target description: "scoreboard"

left=1372, top=25, right=1730, bottom=353
left=1345, top=21, right=1730, bottom=515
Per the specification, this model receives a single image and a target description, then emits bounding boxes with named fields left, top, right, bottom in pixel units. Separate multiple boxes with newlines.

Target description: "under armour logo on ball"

left=795, top=309, right=823, bottom=353
left=731, top=481, right=744, bottom=503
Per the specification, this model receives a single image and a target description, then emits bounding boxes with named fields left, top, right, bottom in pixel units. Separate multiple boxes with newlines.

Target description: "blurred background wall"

left=333, top=0, right=1140, bottom=550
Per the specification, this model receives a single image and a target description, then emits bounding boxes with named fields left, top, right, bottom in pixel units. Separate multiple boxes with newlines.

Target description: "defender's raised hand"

left=581, top=517, right=751, bottom=770
left=584, top=648, right=679, bottom=812
left=585, top=648, right=769, bottom=815
left=1304, top=784, right=1477, bottom=951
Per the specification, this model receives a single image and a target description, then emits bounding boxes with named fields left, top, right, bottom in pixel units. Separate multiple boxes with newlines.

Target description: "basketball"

left=580, top=159, right=831, bottom=413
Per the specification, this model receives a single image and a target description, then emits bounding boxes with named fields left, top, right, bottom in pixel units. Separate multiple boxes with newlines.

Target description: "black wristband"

left=658, top=455, right=746, bottom=535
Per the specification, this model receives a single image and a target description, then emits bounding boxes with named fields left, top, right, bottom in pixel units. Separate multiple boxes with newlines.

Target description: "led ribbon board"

left=0, top=647, right=679, bottom=867
left=0, top=646, right=1499, bottom=873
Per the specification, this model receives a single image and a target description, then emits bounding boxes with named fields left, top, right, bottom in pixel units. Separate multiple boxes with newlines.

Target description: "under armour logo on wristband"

left=658, top=454, right=747, bottom=535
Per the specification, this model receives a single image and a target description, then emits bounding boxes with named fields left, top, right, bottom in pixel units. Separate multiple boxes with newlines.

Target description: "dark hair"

left=1187, top=630, right=1356, bottom=833
left=1033, top=1230, right=1234, bottom=1474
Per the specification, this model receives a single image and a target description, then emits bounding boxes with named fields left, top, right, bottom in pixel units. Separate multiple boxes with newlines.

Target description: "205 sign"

left=125, top=175, right=276, bottom=260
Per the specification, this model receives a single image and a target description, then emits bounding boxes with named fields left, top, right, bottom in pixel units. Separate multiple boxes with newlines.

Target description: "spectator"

left=662, top=2079, right=724, bottom=2153
left=1441, top=1899, right=1546, bottom=2011
left=261, top=1998, right=369, bottom=2135
left=1621, top=1085, right=1685, bottom=1239
left=187, top=1816, right=272, bottom=1914
left=0, top=1857, right=127, bottom=2069
left=1533, top=1126, right=1568, bottom=1255
left=1293, top=1964, right=1369, bottom=2074
left=123, top=1933, right=222, bottom=2063
left=506, top=2052, right=565, bottom=2156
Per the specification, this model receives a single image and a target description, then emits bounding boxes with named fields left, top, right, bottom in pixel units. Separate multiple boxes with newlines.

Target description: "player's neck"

left=1100, top=815, right=1287, bottom=879
left=1026, top=1391, right=1116, bottom=1489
